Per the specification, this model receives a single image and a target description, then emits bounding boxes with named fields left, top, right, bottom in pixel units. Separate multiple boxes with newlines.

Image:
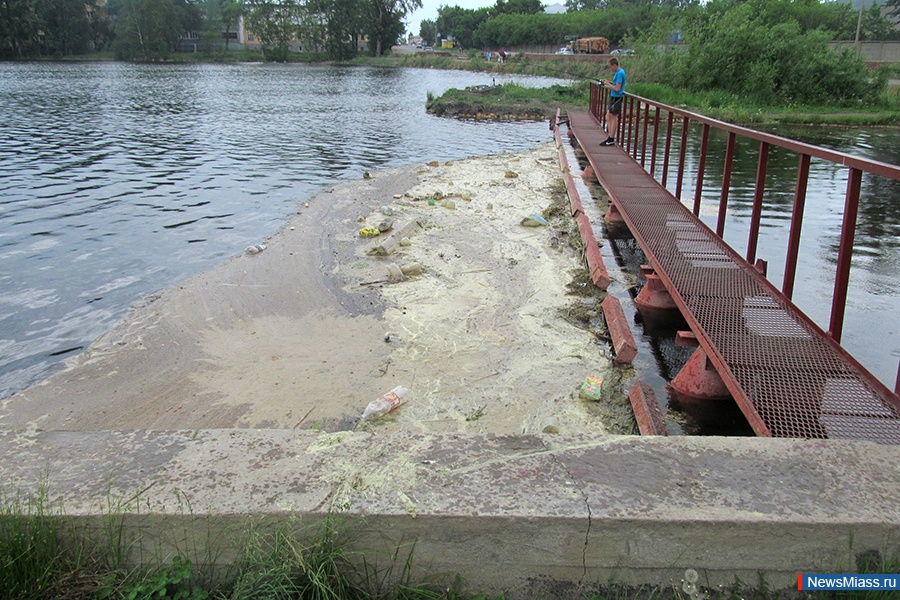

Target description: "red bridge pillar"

left=671, top=347, right=731, bottom=402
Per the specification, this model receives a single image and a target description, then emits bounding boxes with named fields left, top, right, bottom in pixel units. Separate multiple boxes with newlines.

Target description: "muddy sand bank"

left=1, top=143, right=627, bottom=435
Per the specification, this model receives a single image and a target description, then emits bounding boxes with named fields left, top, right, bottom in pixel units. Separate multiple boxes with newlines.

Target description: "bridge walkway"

left=566, top=109, right=900, bottom=443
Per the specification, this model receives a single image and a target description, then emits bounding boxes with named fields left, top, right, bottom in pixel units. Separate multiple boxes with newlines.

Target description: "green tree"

left=495, top=0, right=542, bottom=15
left=37, top=0, right=92, bottom=55
left=669, top=1, right=881, bottom=105
left=435, top=4, right=491, bottom=48
left=219, top=0, right=242, bottom=50
left=309, top=0, right=361, bottom=59
left=361, top=0, right=421, bottom=56
left=419, top=17, right=436, bottom=45
left=1, top=0, right=40, bottom=57
left=242, top=0, right=302, bottom=60
left=113, top=0, right=183, bottom=59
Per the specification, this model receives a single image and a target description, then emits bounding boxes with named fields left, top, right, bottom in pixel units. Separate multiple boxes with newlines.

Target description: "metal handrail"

left=590, top=82, right=900, bottom=395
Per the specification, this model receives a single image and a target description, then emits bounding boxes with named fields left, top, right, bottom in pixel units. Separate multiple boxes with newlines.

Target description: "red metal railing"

left=590, top=82, right=900, bottom=396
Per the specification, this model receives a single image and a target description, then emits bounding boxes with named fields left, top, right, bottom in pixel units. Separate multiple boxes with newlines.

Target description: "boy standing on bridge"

left=601, top=58, right=626, bottom=146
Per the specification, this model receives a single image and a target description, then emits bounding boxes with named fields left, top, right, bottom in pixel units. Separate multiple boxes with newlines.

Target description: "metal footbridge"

left=560, top=85, right=900, bottom=443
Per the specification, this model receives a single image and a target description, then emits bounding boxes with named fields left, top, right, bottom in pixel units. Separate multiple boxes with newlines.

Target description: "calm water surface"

left=0, top=62, right=559, bottom=398
left=1, top=62, right=898, bottom=403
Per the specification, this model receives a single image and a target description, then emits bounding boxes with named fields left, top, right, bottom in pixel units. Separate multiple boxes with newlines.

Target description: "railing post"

left=829, top=167, right=862, bottom=343
left=783, top=153, right=811, bottom=300
left=676, top=115, right=689, bottom=201
left=629, top=99, right=641, bottom=157
left=662, top=111, right=674, bottom=188
left=693, top=123, right=710, bottom=216
left=625, top=97, right=634, bottom=153
left=747, top=141, right=769, bottom=265
left=717, top=131, right=737, bottom=238
left=895, top=359, right=900, bottom=397
left=641, top=103, right=650, bottom=169
left=650, top=107, right=661, bottom=178
left=631, top=98, right=641, bottom=158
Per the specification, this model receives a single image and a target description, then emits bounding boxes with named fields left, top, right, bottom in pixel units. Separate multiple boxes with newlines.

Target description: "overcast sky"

left=404, top=0, right=496, bottom=38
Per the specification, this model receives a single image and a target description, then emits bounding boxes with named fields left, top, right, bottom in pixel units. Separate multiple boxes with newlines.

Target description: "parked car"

left=423, top=46, right=433, bottom=52
left=610, top=48, right=635, bottom=56
left=555, top=47, right=573, bottom=55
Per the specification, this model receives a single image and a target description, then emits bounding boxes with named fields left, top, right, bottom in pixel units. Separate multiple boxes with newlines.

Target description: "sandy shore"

left=0, top=142, right=621, bottom=435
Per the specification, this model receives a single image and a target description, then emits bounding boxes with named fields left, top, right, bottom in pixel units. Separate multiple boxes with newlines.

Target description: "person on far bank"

left=601, top=58, right=626, bottom=146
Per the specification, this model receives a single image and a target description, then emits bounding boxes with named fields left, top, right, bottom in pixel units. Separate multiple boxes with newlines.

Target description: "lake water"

left=1, top=62, right=898, bottom=403
left=0, top=62, right=558, bottom=399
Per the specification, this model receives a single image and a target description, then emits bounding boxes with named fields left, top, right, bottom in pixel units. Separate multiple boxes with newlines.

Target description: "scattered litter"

left=579, top=375, right=604, bottom=401
left=289, top=226, right=295, bottom=231
left=400, top=262, right=423, bottom=276
left=460, top=191, right=472, bottom=201
left=304, top=202, right=310, bottom=208
left=386, top=263, right=404, bottom=282
left=377, top=219, right=393, bottom=232
left=399, top=238, right=412, bottom=247
left=359, top=227, right=380, bottom=238
left=427, top=161, right=439, bottom=167
left=361, top=385, right=408, bottom=420
left=521, top=213, right=549, bottom=227
left=393, top=194, right=402, bottom=199
left=384, top=334, right=400, bottom=343
left=505, top=170, right=519, bottom=178
left=440, top=200, right=456, bottom=210
left=542, top=418, right=560, bottom=434
left=465, top=405, right=486, bottom=421
left=367, top=219, right=422, bottom=256
left=427, top=198, right=436, bottom=206
left=245, top=244, right=266, bottom=255
left=380, top=205, right=394, bottom=216
left=363, top=171, right=373, bottom=179
left=486, top=203, right=493, bottom=210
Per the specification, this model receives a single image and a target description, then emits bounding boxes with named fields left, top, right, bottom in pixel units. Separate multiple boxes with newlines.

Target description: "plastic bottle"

left=361, top=385, right=408, bottom=420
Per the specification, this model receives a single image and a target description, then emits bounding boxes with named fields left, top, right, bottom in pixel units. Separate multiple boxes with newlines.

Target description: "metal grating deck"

left=568, top=111, right=900, bottom=443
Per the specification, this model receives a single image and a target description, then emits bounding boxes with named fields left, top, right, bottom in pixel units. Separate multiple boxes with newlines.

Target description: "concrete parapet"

left=1, top=429, right=898, bottom=598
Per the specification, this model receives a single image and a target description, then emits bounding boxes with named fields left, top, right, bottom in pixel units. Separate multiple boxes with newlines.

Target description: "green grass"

left=426, top=81, right=589, bottom=119
left=3, top=486, right=898, bottom=599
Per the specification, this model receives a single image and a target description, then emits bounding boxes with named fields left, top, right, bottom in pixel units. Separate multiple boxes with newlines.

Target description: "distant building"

left=544, top=3, right=567, bottom=14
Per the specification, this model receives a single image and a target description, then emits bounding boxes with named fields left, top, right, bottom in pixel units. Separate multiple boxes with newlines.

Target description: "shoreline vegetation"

left=22, top=50, right=900, bottom=126
left=3, top=488, right=897, bottom=600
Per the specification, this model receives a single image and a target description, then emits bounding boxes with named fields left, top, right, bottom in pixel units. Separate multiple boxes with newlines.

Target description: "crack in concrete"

left=543, top=438, right=593, bottom=584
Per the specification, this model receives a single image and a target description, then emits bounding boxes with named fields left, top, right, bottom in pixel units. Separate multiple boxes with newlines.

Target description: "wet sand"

left=0, top=143, right=617, bottom=435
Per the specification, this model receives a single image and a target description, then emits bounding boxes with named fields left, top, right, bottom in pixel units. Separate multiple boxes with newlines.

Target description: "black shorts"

left=608, top=96, right=623, bottom=115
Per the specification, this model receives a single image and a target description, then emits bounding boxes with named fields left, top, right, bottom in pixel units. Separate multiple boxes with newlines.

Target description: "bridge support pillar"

left=582, top=165, right=595, bottom=182
left=605, top=201, right=626, bottom=226
left=671, top=347, right=731, bottom=402
left=635, top=273, right=677, bottom=312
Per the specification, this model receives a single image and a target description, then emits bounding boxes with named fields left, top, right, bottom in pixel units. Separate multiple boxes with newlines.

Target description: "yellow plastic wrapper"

left=358, top=227, right=380, bottom=238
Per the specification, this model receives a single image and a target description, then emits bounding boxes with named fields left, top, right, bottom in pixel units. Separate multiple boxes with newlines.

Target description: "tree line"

left=420, top=0, right=899, bottom=49
left=419, top=0, right=898, bottom=107
left=0, top=0, right=420, bottom=60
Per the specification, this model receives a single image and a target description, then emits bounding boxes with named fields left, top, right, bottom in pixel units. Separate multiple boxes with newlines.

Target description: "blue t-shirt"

left=611, top=68, right=626, bottom=98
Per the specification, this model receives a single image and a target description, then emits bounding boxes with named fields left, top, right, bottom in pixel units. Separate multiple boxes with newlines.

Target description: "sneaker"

left=602, top=138, right=616, bottom=146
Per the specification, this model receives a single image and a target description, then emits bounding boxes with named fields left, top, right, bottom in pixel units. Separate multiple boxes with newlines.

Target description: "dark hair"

left=608, top=58, right=619, bottom=66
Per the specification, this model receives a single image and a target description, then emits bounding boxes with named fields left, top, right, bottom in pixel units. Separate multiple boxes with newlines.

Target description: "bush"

left=629, top=1, right=886, bottom=107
